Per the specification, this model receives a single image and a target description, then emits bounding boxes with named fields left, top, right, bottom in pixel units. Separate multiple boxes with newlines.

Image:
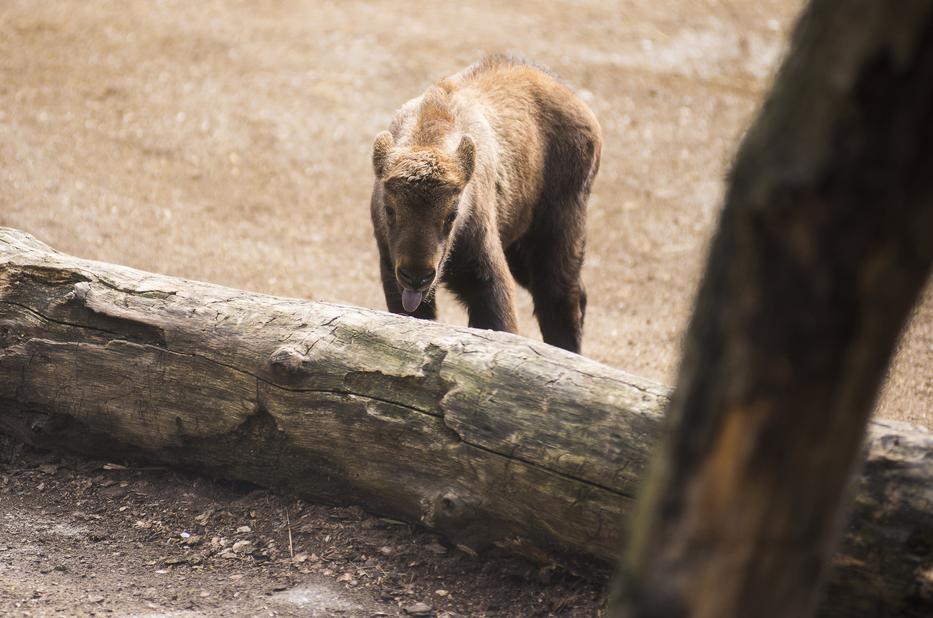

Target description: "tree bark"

left=609, top=1, right=933, bottom=617
left=0, top=228, right=931, bottom=616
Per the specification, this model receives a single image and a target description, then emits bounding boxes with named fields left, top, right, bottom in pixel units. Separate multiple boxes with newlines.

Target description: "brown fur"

left=370, top=55, right=601, bottom=353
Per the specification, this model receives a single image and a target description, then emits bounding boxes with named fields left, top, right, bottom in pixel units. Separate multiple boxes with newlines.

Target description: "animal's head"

left=372, top=130, right=475, bottom=312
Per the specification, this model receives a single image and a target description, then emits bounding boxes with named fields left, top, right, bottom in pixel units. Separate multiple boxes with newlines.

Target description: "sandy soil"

left=0, top=0, right=930, bottom=615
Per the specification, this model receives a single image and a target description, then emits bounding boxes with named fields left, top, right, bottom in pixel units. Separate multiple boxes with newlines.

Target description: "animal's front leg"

left=380, top=254, right=438, bottom=320
left=454, top=252, right=518, bottom=334
left=467, top=284, right=517, bottom=333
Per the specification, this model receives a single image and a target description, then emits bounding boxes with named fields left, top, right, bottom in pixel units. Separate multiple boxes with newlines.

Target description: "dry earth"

left=1, top=438, right=603, bottom=617
left=0, top=0, right=930, bottom=616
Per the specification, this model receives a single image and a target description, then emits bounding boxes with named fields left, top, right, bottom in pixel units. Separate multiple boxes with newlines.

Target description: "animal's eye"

left=385, top=205, right=396, bottom=223
left=444, top=212, right=457, bottom=230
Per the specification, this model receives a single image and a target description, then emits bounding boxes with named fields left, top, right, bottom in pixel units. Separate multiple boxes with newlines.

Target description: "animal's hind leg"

left=530, top=198, right=586, bottom=354
left=531, top=242, right=586, bottom=354
left=529, top=126, right=598, bottom=353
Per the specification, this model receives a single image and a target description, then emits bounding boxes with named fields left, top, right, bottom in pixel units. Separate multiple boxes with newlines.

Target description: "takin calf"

left=369, top=55, right=601, bottom=353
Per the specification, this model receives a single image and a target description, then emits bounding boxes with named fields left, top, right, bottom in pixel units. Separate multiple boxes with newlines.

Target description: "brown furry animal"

left=370, top=55, right=601, bottom=353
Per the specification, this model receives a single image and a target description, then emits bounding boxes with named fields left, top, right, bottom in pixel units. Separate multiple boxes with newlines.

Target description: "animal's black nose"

left=398, top=267, right=436, bottom=290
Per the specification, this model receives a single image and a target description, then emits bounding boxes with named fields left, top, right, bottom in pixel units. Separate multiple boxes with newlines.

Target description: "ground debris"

left=403, top=601, right=435, bottom=616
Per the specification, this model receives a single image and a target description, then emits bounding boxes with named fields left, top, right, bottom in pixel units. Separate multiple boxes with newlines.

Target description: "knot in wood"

left=436, top=491, right=466, bottom=519
left=267, top=345, right=307, bottom=375
left=68, top=281, right=92, bottom=305
left=420, top=490, right=470, bottom=528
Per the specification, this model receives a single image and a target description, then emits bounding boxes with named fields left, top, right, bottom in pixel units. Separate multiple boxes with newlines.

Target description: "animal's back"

left=444, top=55, right=602, bottom=244
left=447, top=55, right=598, bottom=132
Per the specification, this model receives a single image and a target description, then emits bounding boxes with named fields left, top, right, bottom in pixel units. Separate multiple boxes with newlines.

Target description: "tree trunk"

left=609, top=1, right=933, bottom=617
left=0, top=228, right=930, bottom=617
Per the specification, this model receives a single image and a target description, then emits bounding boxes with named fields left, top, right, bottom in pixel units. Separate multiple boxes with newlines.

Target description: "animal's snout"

left=397, top=267, right=436, bottom=291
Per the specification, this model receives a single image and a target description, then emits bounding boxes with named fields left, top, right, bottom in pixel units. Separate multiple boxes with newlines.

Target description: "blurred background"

left=0, top=0, right=928, bottom=428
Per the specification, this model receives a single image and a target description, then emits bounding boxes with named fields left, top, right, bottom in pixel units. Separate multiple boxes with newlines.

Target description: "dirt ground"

left=0, top=0, right=930, bottom=615
left=1, top=438, right=604, bottom=617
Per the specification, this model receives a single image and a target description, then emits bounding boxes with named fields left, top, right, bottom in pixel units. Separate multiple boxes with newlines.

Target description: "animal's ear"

left=455, top=135, right=475, bottom=184
left=372, top=131, right=395, bottom=178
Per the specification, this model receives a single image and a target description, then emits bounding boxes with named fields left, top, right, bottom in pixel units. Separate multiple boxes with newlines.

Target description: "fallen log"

left=0, top=227, right=669, bottom=567
left=0, top=228, right=930, bottom=613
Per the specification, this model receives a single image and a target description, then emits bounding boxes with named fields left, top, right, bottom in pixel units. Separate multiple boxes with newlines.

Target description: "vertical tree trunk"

left=610, top=1, right=933, bottom=617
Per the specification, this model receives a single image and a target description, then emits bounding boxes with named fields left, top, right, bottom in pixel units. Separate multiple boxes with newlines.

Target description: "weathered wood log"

left=0, top=227, right=931, bottom=615
left=0, top=227, right=669, bottom=568
left=608, top=0, right=933, bottom=617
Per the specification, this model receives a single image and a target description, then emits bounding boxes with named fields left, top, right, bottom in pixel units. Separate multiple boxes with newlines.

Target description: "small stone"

left=455, top=544, right=477, bottom=557
left=236, top=526, right=251, bottom=533
left=378, top=546, right=394, bottom=556
left=250, top=550, right=271, bottom=562
left=425, top=542, right=447, bottom=556
left=403, top=602, right=435, bottom=617
left=435, top=589, right=449, bottom=597
left=231, top=540, right=252, bottom=553
left=87, top=594, right=105, bottom=604
left=100, top=485, right=128, bottom=498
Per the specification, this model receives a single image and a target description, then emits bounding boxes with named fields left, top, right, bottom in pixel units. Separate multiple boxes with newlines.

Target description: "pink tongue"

left=401, top=290, right=423, bottom=313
